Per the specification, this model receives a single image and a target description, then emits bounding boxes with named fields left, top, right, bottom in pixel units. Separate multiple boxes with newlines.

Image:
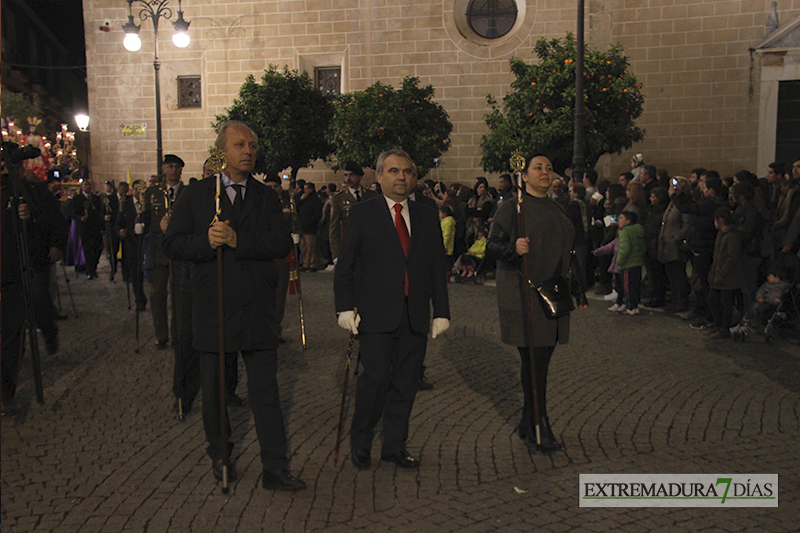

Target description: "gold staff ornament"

left=510, top=150, right=526, bottom=173
left=207, top=146, right=227, bottom=174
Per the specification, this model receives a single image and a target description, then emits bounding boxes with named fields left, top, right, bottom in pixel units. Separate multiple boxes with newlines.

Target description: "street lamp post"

left=122, top=0, right=190, bottom=178
left=572, top=0, right=586, bottom=184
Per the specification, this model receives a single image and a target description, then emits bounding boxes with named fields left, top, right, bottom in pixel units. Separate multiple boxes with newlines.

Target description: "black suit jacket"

left=163, top=175, right=292, bottom=352
left=334, top=195, right=449, bottom=335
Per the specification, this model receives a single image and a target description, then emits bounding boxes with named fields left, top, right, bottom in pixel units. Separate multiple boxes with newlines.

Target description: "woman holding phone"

left=658, top=176, right=693, bottom=313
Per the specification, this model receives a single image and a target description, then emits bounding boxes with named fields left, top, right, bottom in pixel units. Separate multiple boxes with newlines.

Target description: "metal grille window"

left=315, top=67, right=341, bottom=95
left=467, top=0, right=518, bottom=40
left=177, top=75, right=201, bottom=108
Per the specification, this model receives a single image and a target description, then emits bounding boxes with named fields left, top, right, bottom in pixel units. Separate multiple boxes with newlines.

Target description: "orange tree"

left=481, top=34, right=645, bottom=174
left=213, top=66, right=334, bottom=179
left=329, top=76, right=451, bottom=177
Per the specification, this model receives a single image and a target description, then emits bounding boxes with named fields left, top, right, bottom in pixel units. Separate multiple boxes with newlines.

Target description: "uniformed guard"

left=328, top=161, right=378, bottom=265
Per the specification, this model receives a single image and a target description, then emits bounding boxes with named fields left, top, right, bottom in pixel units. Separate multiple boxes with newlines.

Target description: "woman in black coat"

left=487, top=155, right=582, bottom=453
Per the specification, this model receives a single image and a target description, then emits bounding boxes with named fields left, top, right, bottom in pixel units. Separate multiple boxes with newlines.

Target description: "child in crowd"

left=614, top=211, right=646, bottom=315
left=592, top=226, right=622, bottom=312
left=452, top=228, right=487, bottom=278
left=440, top=205, right=455, bottom=280
left=706, top=208, right=742, bottom=339
left=746, top=264, right=792, bottom=326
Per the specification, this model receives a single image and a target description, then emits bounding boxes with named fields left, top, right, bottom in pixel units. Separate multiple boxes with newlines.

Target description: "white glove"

left=292, top=233, right=301, bottom=245
left=337, top=310, right=361, bottom=335
left=431, top=317, right=450, bottom=339
left=134, top=222, right=145, bottom=235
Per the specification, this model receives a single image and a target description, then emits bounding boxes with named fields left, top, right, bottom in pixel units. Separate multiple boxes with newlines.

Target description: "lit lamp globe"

left=172, top=31, right=190, bottom=48
left=75, top=114, right=90, bottom=132
left=123, top=33, right=142, bottom=52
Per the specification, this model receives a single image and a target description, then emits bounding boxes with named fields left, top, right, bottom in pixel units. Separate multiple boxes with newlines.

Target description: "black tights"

left=518, top=346, right=555, bottom=427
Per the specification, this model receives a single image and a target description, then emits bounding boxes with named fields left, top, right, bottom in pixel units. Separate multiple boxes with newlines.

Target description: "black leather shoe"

left=227, top=393, right=244, bottom=407
left=381, top=450, right=420, bottom=469
left=212, top=459, right=237, bottom=483
left=262, top=469, right=306, bottom=491
left=351, top=448, right=371, bottom=470
left=417, top=376, right=433, bottom=390
left=155, top=340, right=169, bottom=349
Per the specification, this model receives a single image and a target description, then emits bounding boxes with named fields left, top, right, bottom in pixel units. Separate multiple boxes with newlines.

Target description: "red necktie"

left=394, top=203, right=410, bottom=295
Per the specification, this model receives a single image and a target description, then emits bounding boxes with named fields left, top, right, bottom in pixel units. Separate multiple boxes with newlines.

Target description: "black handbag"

left=534, top=276, right=575, bottom=319
left=533, top=251, right=577, bottom=319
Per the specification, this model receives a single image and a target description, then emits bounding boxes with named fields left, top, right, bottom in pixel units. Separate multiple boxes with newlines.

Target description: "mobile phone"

left=282, top=174, right=289, bottom=180
left=671, top=178, right=678, bottom=186
left=609, top=214, right=618, bottom=223
left=53, top=170, right=60, bottom=178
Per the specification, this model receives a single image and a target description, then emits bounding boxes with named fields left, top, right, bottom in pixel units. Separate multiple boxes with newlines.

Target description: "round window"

left=467, top=0, right=518, bottom=40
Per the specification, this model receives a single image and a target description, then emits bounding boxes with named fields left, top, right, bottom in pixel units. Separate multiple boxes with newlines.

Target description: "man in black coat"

left=334, top=149, right=450, bottom=470
left=71, top=179, right=105, bottom=279
left=103, top=180, right=120, bottom=281
left=295, top=181, right=322, bottom=271
left=163, top=121, right=304, bottom=491
left=114, top=180, right=147, bottom=310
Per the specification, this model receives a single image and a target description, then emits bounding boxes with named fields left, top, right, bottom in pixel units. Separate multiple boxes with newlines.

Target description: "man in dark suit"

left=334, top=149, right=450, bottom=470
left=103, top=180, right=120, bottom=281
left=71, top=179, right=105, bottom=279
left=163, top=121, right=304, bottom=491
left=114, top=179, right=147, bottom=310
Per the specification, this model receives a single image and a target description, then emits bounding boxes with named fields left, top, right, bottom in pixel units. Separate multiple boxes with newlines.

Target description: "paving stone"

left=2, top=269, right=799, bottom=531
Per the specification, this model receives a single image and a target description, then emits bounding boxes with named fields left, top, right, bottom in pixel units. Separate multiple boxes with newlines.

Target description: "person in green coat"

left=616, top=211, right=646, bottom=315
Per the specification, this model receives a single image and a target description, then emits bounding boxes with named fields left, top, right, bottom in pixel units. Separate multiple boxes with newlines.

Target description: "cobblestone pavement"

left=2, top=263, right=799, bottom=532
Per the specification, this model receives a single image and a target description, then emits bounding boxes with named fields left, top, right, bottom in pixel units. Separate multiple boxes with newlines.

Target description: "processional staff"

left=510, top=149, right=542, bottom=449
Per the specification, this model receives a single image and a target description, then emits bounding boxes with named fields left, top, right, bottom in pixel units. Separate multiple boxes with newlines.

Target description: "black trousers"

left=664, top=260, right=689, bottom=306
left=172, top=269, right=200, bottom=405
left=1, top=283, right=24, bottom=402
left=518, top=346, right=555, bottom=429
left=31, top=266, right=57, bottom=342
left=690, top=251, right=713, bottom=317
left=122, top=239, right=146, bottom=307
left=199, top=349, right=287, bottom=471
left=350, top=302, right=427, bottom=455
left=708, top=288, right=735, bottom=332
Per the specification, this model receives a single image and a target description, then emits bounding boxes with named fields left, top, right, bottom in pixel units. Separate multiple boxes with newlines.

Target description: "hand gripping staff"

left=333, top=332, right=355, bottom=465
left=510, top=150, right=541, bottom=449
left=212, top=174, right=231, bottom=493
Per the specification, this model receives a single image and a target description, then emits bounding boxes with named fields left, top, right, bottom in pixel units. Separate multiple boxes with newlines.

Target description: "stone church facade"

left=82, top=0, right=800, bottom=184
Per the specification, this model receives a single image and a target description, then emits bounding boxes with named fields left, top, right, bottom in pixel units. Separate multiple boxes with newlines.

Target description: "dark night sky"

left=27, top=0, right=86, bottom=65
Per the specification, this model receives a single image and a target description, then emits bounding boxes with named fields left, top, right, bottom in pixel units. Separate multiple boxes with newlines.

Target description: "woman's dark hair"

left=572, top=183, right=586, bottom=199
left=731, top=181, right=755, bottom=201
left=705, top=177, right=723, bottom=196
left=734, top=170, right=757, bottom=186
left=606, top=183, right=626, bottom=203
left=714, top=207, right=733, bottom=226
left=620, top=210, right=638, bottom=224
left=651, top=187, right=669, bottom=206
left=596, top=178, right=611, bottom=195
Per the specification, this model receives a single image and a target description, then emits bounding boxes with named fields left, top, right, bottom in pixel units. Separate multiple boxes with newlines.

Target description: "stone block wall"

left=82, top=0, right=796, bottom=185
